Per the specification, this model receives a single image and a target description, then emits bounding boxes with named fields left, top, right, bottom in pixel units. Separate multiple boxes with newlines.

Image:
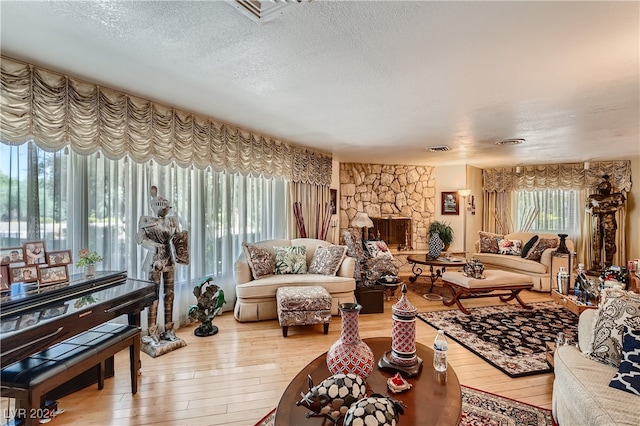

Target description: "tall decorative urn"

left=378, top=284, right=423, bottom=376
left=326, top=303, right=374, bottom=379
left=428, top=231, right=445, bottom=259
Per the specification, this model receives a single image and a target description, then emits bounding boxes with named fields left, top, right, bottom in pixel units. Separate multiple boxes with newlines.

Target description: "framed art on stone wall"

left=441, top=192, right=459, bottom=215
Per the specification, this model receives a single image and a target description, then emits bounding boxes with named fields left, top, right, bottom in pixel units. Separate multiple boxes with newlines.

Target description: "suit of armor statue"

left=137, top=186, right=189, bottom=343
left=586, top=175, right=625, bottom=272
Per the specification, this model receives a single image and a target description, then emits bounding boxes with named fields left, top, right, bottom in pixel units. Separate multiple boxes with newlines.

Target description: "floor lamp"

left=458, top=189, right=471, bottom=257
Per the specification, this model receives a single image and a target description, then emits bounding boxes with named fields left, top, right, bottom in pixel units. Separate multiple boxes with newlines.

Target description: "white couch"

left=233, top=238, right=356, bottom=322
left=552, top=309, right=637, bottom=425
left=473, top=232, right=574, bottom=292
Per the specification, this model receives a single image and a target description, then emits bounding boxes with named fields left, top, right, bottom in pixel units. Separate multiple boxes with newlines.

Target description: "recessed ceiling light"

left=495, top=138, right=525, bottom=146
left=426, top=145, right=450, bottom=152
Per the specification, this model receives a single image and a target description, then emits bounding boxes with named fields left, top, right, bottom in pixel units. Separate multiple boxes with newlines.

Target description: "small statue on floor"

left=189, top=276, right=226, bottom=337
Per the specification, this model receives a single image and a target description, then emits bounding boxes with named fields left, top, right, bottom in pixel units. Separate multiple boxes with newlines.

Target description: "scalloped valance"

left=0, top=56, right=331, bottom=185
left=483, top=161, right=632, bottom=193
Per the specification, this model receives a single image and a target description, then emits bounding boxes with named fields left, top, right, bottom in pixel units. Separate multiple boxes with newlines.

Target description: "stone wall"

left=339, top=163, right=436, bottom=250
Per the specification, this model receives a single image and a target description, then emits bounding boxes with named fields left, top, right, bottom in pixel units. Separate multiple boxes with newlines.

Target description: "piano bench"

left=1, top=323, right=140, bottom=426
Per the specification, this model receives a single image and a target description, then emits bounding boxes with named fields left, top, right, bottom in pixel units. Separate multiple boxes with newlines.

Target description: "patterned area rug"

left=254, top=385, right=556, bottom=426
left=417, top=301, right=578, bottom=377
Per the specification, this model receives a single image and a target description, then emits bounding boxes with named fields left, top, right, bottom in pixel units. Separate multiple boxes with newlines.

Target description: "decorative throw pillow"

left=586, top=288, right=640, bottom=367
left=609, top=327, right=640, bottom=396
left=498, top=239, right=522, bottom=256
left=308, top=245, right=347, bottom=276
left=520, top=235, right=539, bottom=258
left=242, top=243, right=275, bottom=280
left=525, top=237, right=558, bottom=261
left=364, top=240, right=393, bottom=259
left=478, top=231, right=502, bottom=254
left=274, top=246, right=307, bottom=275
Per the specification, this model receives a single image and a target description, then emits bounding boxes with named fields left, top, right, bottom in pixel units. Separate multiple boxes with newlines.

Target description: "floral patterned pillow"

left=498, top=239, right=522, bottom=256
left=364, top=240, right=393, bottom=259
left=478, top=231, right=503, bottom=253
left=587, top=289, right=640, bottom=367
left=274, top=246, right=307, bottom=275
left=309, top=245, right=347, bottom=276
left=242, top=243, right=275, bottom=280
left=524, top=237, right=558, bottom=261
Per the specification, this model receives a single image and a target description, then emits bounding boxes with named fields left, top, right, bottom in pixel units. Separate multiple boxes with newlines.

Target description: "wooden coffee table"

left=407, top=255, right=465, bottom=298
left=274, top=337, right=462, bottom=426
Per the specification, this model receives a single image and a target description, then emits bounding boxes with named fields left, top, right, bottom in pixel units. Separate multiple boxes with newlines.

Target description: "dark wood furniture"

left=370, top=217, right=412, bottom=249
left=441, top=270, right=533, bottom=315
left=274, top=337, right=462, bottom=426
left=407, top=255, right=465, bottom=292
left=551, top=290, right=598, bottom=316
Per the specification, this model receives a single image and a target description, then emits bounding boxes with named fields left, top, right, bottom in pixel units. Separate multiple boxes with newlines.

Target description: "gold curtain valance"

left=0, top=56, right=331, bottom=185
left=483, top=161, right=632, bottom=193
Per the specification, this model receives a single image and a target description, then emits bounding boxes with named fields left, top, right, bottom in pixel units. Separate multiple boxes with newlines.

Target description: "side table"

left=551, top=290, right=597, bottom=316
left=545, top=342, right=555, bottom=368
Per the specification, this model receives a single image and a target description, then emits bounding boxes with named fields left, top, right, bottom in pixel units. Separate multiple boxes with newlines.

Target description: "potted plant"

left=76, top=248, right=103, bottom=278
left=428, top=221, right=454, bottom=251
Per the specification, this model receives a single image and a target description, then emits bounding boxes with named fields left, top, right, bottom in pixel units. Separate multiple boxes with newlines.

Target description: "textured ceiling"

left=1, top=1, right=638, bottom=167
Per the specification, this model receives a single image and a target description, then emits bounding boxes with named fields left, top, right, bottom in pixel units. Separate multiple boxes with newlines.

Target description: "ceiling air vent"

left=495, top=138, right=525, bottom=146
left=230, top=0, right=305, bottom=23
left=426, top=145, right=450, bottom=152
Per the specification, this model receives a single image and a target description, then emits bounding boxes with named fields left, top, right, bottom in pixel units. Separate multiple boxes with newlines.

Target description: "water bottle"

left=433, top=330, right=448, bottom=372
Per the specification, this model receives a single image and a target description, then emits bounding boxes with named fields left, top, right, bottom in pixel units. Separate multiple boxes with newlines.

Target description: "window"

left=0, top=142, right=287, bottom=325
left=513, top=189, right=581, bottom=237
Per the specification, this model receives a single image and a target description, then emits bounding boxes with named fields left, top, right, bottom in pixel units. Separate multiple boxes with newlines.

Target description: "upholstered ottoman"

left=276, top=286, right=332, bottom=337
left=442, top=270, right=533, bottom=314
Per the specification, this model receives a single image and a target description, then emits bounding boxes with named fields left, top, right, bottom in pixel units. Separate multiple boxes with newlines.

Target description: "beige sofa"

left=473, top=232, right=574, bottom=292
left=233, top=238, right=356, bottom=322
left=552, top=309, right=637, bottom=425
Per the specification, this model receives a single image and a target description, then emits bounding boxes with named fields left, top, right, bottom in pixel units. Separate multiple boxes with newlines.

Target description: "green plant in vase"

left=76, top=248, right=103, bottom=278
left=428, top=221, right=454, bottom=251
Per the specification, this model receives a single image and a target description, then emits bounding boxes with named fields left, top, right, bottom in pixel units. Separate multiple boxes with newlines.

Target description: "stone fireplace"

left=339, top=163, right=436, bottom=251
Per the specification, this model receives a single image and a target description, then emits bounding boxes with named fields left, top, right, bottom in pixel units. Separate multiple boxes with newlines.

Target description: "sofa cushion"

left=274, top=246, right=307, bottom=275
left=243, top=243, right=275, bottom=280
left=587, top=288, right=640, bottom=367
left=521, top=235, right=539, bottom=258
left=309, top=245, right=347, bottom=276
left=236, top=273, right=355, bottom=299
left=472, top=253, right=548, bottom=275
left=478, top=231, right=502, bottom=253
left=608, top=327, right=640, bottom=396
left=498, top=239, right=522, bottom=256
left=525, top=237, right=558, bottom=261
left=364, top=240, right=393, bottom=259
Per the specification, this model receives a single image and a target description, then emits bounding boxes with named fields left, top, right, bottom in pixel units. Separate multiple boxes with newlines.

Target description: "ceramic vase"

left=327, top=303, right=374, bottom=379
left=428, top=231, right=444, bottom=259
left=86, top=264, right=96, bottom=278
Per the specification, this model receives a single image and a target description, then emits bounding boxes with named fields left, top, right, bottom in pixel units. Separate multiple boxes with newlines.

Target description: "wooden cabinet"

left=551, top=290, right=597, bottom=316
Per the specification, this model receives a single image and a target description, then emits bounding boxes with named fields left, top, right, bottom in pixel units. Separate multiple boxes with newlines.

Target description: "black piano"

left=0, top=271, right=157, bottom=398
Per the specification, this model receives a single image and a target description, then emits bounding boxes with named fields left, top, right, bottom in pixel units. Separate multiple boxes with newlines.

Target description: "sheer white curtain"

left=0, top=142, right=287, bottom=330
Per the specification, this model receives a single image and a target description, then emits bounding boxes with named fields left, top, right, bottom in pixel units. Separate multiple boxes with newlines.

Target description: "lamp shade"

left=458, top=189, right=471, bottom=197
left=352, top=212, right=373, bottom=228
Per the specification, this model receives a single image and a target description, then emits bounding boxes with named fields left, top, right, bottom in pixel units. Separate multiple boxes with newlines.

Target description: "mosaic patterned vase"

left=327, top=303, right=374, bottom=379
left=428, top=231, right=444, bottom=259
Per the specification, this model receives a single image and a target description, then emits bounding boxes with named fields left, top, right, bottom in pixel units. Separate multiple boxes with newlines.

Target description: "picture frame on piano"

left=46, top=250, right=73, bottom=266
left=0, top=247, right=24, bottom=265
left=9, top=265, right=39, bottom=284
left=0, top=265, right=9, bottom=292
left=17, top=311, right=41, bottom=330
left=23, top=240, right=46, bottom=265
left=39, top=265, right=69, bottom=285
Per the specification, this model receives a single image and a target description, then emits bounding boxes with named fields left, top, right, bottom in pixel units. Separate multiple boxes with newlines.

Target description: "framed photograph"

left=17, top=311, right=41, bottom=330
left=0, top=265, right=9, bottom=292
left=39, top=265, right=69, bottom=285
left=441, top=191, right=459, bottom=215
left=41, top=303, right=69, bottom=320
left=23, top=240, right=46, bottom=265
left=9, top=265, right=39, bottom=284
left=46, top=250, right=72, bottom=266
left=1, top=317, right=20, bottom=333
left=0, top=247, right=24, bottom=265
left=330, top=189, right=337, bottom=215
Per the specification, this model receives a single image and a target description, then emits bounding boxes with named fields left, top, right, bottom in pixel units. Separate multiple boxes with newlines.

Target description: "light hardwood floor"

left=5, top=286, right=557, bottom=426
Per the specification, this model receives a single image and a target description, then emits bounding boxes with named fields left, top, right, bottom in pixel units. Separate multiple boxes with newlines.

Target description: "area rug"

left=417, top=301, right=578, bottom=377
left=254, top=385, right=555, bottom=426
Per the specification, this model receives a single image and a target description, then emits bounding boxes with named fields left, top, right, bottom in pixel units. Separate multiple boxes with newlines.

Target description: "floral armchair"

left=342, top=228, right=400, bottom=285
